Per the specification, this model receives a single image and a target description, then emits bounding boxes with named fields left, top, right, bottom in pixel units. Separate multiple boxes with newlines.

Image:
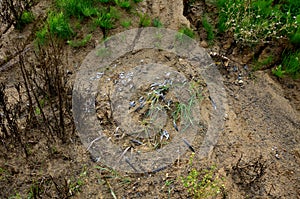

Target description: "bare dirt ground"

left=0, top=0, right=299, bottom=198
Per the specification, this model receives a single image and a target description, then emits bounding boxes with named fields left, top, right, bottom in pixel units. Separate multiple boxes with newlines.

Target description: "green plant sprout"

left=181, top=154, right=225, bottom=199
left=178, top=26, right=195, bottom=39
left=131, top=80, right=201, bottom=146
left=56, top=0, right=97, bottom=19
left=68, top=165, right=88, bottom=195
left=16, top=11, right=35, bottom=30
left=202, top=15, right=214, bottom=43
left=139, top=13, right=151, bottom=27
left=272, top=65, right=284, bottom=78
left=273, top=50, right=300, bottom=78
left=121, top=19, right=131, bottom=28
left=36, top=11, right=74, bottom=45
left=67, top=34, right=92, bottom=47
left=115, top=0, right=131, bottom=10
left=153, top=18, right=163, bottom=28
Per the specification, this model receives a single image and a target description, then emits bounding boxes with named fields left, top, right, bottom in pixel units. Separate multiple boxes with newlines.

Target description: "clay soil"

left=0, top=0, right=299, bottom=198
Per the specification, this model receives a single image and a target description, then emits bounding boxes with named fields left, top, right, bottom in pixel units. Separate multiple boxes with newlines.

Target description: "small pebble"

left=233, top=66, right=238, bottom=72
left=129, top=101, right=136, bottom=108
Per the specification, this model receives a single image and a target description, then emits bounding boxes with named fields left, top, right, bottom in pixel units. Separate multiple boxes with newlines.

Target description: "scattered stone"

left=224, top=113, right=229, bottom=120
left=233, top=66, right=238, bottom=72
left=238, top=75, right=242, bottom=80
left=238, top=80, right=244, bottom=84
left=200, top=40, right=209, bottom=48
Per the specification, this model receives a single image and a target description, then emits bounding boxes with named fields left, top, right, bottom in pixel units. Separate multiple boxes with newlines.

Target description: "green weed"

left=178, top=26, right=195, bottom=39
left=36, top=27, right=48, bottom=46
left=93, top=7, right=118, bottom=37
left=67, top=34, right=92, bottom=47
left=56, top=0, right=98, bottom=19
left=115, top=0, right=131, bottom=10
left=290, top=15, right=300, bottom=45
left=27, top=183, right=40, bottom=199
left=274, top=50, right=300, bottom=78
left=139, top=13, right=151, bottom=27
left=16, top=11, right=35, bottom=30
left=68, top=165, right=87, bottom=195
left=272, top=65, right=284, bottom=78
left=181, top=154, right=225, bottom=199
left=121, top=19, right=131, bottom=28
left=152, top=18, right=163, bottom=28
left=202, top=16, right=214, bottom=43
left=97, top=0, right=113, bottom=3
left=165, top=180, right=174, bottom=198
left=8, top=192, right=22, bottom=199
left=48, top=12, right=74, bottom=39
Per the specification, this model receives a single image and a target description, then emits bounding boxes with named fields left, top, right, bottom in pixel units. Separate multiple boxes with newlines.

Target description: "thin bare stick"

left=105, top=179, right=117, bottom=199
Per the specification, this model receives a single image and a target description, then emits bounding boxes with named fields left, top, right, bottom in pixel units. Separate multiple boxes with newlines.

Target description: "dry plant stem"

left=18, top=53, right=36, bottom=122
left=0, top=83, right=28, bottom=157
left=19, top=53, right=55, bottom=142
left=105, top=179, right=118, bottom=199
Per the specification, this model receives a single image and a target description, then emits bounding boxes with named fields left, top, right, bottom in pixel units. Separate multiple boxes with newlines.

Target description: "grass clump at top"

left=55, top=0, right=99, bottom=19
left=115, top=0, right=131, bottom=10
left=93, top=7, right=120, bottom=37
left=217, top=0, right=299, bottom=45
left=36, top=12, right=74, bottom=46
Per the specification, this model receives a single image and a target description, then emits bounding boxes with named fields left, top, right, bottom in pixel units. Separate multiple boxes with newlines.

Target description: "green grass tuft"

left=152, top=18, right=163, bottom=28
left=139, top=13, right=151, bottom=27
left=115, top=0, right=131, bottom=10
left=216, top=0, right=300, bottom=45
left=178, top=26, right=195, bottom=39
left=16, top=11, right=35, bottom=30
left=47, top=12, right=74, bottom=40
left=121, top=19, right=131, bottom=28
left=67, top=34, right=92, bottom=47
left=202, top=16, right=214, bottom=43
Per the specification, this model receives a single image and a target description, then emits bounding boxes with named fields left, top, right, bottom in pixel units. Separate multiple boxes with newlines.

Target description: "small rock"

left=223, top=113, right=229, bottom=120
left=200, top=40, right=209, bottom=48
left=232, top=66, right=238, bottom=72
left=238, top=80, right=243, bottom=84
left=129, top=101, right=136, bottom=108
